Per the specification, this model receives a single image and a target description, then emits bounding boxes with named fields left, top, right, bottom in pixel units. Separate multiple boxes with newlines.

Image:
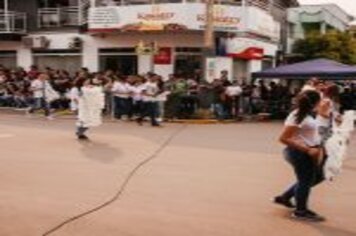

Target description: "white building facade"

left=287, top=4, right=354, bottom=53
left=0, top=0, right=298, bottom=81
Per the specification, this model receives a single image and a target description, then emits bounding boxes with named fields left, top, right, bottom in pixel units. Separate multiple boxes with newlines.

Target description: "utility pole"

left=203, top=0, right=215, bottom=82
left=204, top=0, right=214, bottom=51
left=4, top=0, right=10, bottom=32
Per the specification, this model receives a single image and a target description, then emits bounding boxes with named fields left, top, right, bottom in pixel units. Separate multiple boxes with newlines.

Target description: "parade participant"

left=27, top=73, right=59, bottom=120
left=137, top=74, right=160, bottom=127
left=130, top=76, right=146, bottom=118
left=317, top=84, right=341, bottom=143
left=301, top=77, right=319, bottom=92
left=274, top=90, right=326, bottom=222
left=225, top=80, right=243, bottom=119
left=75, top=78, right=105, bottom=140
left=111, top=76, right=131, bottom=120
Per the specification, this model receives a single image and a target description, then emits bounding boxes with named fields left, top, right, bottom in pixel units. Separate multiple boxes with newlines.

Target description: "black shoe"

left=136, top=118, right=143, bottom=126
left=274, top=196, right=295, bottom=209
left=77, top=134, right=89, bottom=140
left=292, top=210, right=326, bottom=222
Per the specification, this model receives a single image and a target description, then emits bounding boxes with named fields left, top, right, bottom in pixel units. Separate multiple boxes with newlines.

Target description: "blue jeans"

left=114, top=97, right=130, bottom=119
left=213, top=103, right=225, bottom=120
left=29, top=97, right=50, bottom=117
left=139, top=101, right=159, bottom=126
left=280, top=147, right=324, bottom=211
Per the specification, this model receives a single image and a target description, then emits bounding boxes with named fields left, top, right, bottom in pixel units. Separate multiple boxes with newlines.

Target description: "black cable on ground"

left=42, top=125, right=186, bottom=236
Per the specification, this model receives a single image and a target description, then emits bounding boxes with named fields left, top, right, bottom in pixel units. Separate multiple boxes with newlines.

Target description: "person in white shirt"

left=225, top=80, right=243, bottom=119
left=137, top=75, right=160, bottom=127
left=129, top=77, right=146, bottom=117
left=301, top=78, right=319, bottom=92
left=111, top=77, right=131, bottom=120
left=316, top=84, right=341, bottom=143
left=27, top=73, right=56, bottom=119
left=274, top=90, right=326, bottom=222
left=75, top=78, right=105, bottom=140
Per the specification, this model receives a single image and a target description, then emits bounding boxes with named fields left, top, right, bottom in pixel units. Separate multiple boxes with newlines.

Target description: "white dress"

left=77, top=86, right=105, bottom=127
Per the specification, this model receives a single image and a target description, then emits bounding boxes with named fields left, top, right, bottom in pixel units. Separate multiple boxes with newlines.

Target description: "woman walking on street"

left=274, top=90, right=326, bottom=222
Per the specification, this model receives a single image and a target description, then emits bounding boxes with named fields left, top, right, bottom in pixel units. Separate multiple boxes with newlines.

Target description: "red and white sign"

left=154, top=47, right=172, bottom=64
left=226, top=37, right=278, bottom=60
left=227, top=47, right=264, bottom=60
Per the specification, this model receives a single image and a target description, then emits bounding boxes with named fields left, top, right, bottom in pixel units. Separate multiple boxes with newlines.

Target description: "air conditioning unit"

left=22, top=36, right=50, bottom=49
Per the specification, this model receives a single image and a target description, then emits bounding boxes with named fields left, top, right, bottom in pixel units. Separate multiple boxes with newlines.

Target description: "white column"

left=4, top=0, right=10, bottom=32
left=82, top=38, right=99, bottom=72
left=138, top=55, right=152, bottom=74
left=248, top=60, right=262, bottom=82
left=17, top=47, right=33, bottom=70
left=320, top=22, right=327, bottom=34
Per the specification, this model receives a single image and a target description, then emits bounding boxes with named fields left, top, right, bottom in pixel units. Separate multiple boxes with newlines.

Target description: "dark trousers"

left=29, top=97, right=50, bottom=117
left=114, top=97, right=130, bottom=119
left=133, top=100, right=144, bottom=116
left=281, top=147, right=324, bottom=211
left=139, top=101, right=159, bottom=126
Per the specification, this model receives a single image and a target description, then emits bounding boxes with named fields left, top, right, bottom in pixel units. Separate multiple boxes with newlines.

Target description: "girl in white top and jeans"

left=274, top=90, right=326, bottom=222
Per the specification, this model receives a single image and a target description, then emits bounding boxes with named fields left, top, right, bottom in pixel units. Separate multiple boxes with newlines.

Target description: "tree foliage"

left=292, top=31, right=356, bottom=65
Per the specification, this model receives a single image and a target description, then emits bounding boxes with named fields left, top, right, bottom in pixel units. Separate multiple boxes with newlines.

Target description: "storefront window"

left=175, top=55, right=202, bottom=77
left=0, top=51, right=17, bottom=69
left=100, top=55, right=138, bottom=75
left=175, top=47, right=202, bottom=77
left=33, top=49, right=81, bottom=75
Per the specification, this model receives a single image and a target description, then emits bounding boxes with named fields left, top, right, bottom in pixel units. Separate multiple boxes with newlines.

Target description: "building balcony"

left=0, top=11, right=27, bottom=34
left=38, top=6, right=80, bottom=28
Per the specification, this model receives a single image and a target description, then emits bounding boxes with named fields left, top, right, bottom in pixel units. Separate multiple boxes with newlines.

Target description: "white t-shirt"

left=285, top=110, right=321, bottom=147
left=112, top=82, right=130, bottom=98
left=226, top=85, right=242, bottom=97
left=31, top=79, right=45, bottom=98
left=130, top=84, right=145, bottom=102
left=142, top=82, right=159, bottom=102
left=301, top=84, right=316, bottom=92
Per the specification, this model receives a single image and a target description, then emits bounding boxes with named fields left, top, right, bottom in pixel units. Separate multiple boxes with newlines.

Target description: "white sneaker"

left=46, top=116, right=54, bottom=121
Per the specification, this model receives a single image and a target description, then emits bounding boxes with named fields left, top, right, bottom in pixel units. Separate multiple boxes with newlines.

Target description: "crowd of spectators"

left=1, top=64, right=356, bottom=120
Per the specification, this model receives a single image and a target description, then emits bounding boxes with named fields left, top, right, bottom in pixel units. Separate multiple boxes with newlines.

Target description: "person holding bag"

left=274, top=90, right=326, bottom=222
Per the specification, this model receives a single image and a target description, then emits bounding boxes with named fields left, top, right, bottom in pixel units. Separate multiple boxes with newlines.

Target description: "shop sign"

left=88, top=7, right=120, bottom=30
left=89, top=4, right=243, bottom=32
left=154, top=47, right=172, bottom=65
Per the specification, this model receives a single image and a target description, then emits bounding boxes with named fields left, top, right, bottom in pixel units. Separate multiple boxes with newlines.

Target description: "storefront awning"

left=252, top=58, right=356, bottom=80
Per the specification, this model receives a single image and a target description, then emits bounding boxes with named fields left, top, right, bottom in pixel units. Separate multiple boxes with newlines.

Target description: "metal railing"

left=0, top=11, right=26, bottom=34
left=38, top=7, right=80, bottom=28
left=97, top=0, right=277, bottom=8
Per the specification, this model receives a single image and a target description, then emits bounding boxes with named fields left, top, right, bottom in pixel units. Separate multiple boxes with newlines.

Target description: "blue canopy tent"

left=252, top=59, right=356, bottom=80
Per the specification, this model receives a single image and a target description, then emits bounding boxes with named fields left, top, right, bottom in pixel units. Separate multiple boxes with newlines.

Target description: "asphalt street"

left=0, top=113, right=355, bottom=236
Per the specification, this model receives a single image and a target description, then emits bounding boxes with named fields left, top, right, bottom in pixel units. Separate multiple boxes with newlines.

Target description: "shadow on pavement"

left=79, top=141, right=121, bottom=164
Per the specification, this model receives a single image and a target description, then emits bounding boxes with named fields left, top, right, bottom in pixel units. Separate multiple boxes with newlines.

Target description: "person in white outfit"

left=137, top=75, right=160, bottom=127
left=74, top=78, right=105, bottom=140
left=316, top=84, right=341, bottom=143
left=27, top=73, right=58, bottom=120
left=111, top=77, right=131, bottom=120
